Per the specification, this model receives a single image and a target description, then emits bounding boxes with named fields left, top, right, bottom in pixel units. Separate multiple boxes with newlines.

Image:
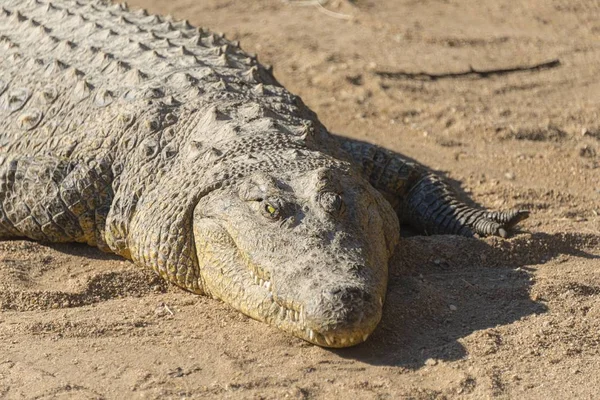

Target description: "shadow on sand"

left=18, top=229, right=599, bottom=368
left=334, top=231, right=599, bottom=368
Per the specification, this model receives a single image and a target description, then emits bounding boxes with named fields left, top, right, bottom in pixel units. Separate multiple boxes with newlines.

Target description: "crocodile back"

left=0, top=0, right=327, bottom=164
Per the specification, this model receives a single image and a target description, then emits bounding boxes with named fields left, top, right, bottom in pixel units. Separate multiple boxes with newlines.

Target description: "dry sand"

left=1, top=0, right=599, bottom=398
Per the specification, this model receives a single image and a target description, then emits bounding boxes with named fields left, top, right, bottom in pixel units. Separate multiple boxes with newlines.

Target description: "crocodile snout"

left=302, top=285, right=382, bottom=347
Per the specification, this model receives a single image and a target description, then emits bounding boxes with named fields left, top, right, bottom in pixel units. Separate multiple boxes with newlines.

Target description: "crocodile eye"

left=319, top=192, right=344, bottom=215
left=264, top=203, right=280, bottom=219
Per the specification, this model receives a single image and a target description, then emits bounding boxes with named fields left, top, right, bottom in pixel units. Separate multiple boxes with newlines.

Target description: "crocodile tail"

left=401, top=173, right=529, bottom=237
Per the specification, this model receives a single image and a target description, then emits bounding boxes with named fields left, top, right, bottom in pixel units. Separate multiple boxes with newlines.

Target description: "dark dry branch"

left=375, top=59, right=561, bottom=81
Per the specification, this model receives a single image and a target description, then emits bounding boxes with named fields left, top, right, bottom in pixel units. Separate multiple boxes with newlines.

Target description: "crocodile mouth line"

left=204, top=221, right=376, bottom=348
left=241, top=255, right=372, bottom=347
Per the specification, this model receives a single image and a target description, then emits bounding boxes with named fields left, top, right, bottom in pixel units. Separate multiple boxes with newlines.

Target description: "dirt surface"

left=1, top=0, right=600, bottom=398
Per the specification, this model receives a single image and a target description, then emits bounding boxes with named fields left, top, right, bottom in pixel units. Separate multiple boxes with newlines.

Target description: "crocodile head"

left=193, top=165, right=399, bottom=347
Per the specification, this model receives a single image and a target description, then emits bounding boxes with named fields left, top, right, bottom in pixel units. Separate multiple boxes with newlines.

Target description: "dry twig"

left=163, top=303, right=174, bottom=315
left=375, top=59, right=561, bottom=81
left=282, top=0, right=353, bottom=20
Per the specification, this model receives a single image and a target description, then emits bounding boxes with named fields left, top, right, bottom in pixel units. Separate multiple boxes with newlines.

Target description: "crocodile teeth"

left=340, top=338, right=347, bottom=345
left=363, top=333, right=369, bottom=342
left=294, top=310, right=299, bottom=321
left=263, top=281, right=271, bottom=290
left=324, top=335, right=334, bottom=346
left=259, top=278, right=264, bottom=287
left=379, top=296, right=383, bottom=306
left=249, top=270, right=254, bottom=278
left=308, top=329, right=315, bottom=341
left=254, top=276, right=260, bottom=285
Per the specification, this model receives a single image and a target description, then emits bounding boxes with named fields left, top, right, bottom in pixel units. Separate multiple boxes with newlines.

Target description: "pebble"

left=425, top=358, right=438, bottom=366
left=579, top=145, right=596, bottom=158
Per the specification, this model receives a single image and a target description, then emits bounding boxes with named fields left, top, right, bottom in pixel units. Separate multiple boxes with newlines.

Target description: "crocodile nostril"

left=297, top=284, right=383, bottom=341
left=337, top=287, right=371, bottom=305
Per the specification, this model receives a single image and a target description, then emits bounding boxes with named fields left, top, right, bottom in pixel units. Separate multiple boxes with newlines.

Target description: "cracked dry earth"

left=1, top=0, right=599, bottom=399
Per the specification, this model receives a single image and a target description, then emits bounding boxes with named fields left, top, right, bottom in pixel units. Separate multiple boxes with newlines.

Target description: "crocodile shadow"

left=332, top=231, right=599, bottom=367
left=39, top=241, right=124, bottom=261
left=7, top=230, right=597, bottom=366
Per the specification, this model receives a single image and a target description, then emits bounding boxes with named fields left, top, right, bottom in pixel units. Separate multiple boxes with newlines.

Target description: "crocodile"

left=0, top=0, right=528, bottom=347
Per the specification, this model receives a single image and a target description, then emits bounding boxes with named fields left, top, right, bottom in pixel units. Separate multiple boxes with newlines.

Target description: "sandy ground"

left=1, top=0, right=600, bottom=398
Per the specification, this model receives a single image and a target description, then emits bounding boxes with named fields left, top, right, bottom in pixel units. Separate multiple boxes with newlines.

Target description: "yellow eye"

left=262, top=201, right=281, bottom=220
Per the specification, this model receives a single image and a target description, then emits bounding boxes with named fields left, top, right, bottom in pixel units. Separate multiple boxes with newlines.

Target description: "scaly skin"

left=0, top=0, right=527, bottom=347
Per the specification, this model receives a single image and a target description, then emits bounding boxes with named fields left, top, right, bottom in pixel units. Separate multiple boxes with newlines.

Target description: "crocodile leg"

left=0, top=154, right=113, bottom=249
left=335, top=136, right=529, bottom=237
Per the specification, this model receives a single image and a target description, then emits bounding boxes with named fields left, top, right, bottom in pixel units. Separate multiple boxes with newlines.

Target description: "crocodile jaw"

left=193, top=217, right=386, bottom=347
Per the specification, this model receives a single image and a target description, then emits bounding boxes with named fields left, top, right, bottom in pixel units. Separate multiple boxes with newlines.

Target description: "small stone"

left=424, top=358, right=438, bottom=366
left=152, top=285, right=162, bottom=292
left=505, top=171, right=515, bottom=180
left=579, top=145, right=596, bottom=158
left=449, top=304, right=458, bottom=311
